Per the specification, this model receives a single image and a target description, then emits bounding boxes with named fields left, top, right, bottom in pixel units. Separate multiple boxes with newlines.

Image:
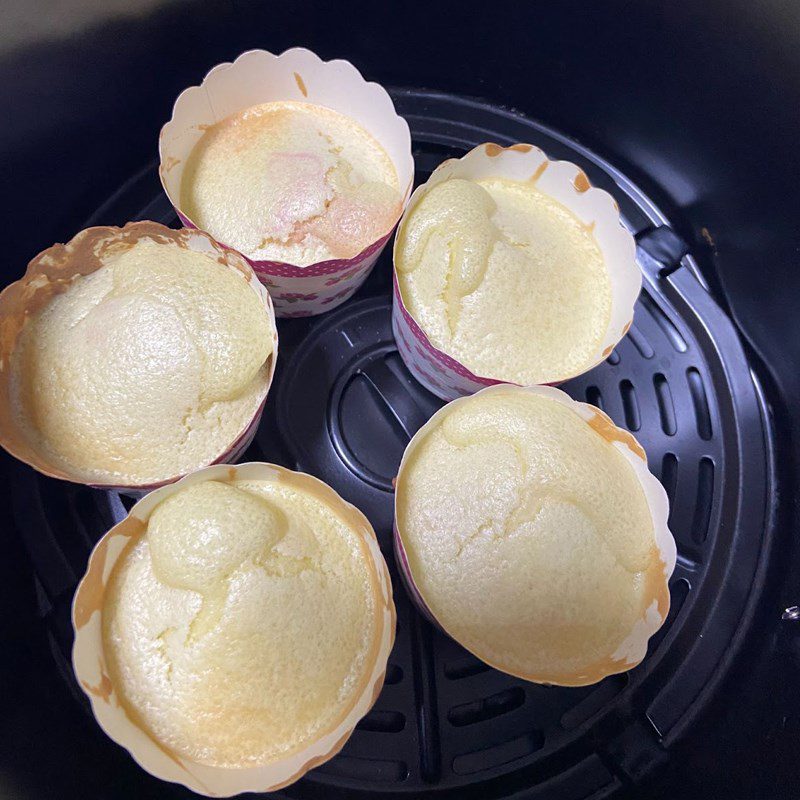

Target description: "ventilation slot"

left=444, top=655, right=492, bottom=680
left=585, top=385, right=604, bottom=411
left=384, top=663, right=404, bottom=685
left=687, top=368, right=713, bottom=440
left=316, top=755, right=409, bottom=782
left=627, top=325, right=655, bottom=359
left=356, top=710, right=406, bottom=733
left=620, top=380, right=641, bottom=431
left=14, top=474, right=76, bottom=602
left=561, top=673, right=629, bottom=730
left=448, top=687, right=526, bottom=727
left=452, top=732, right=544, bottom=775
left=653, top=373, right=677, bottom=435
left=691, top=458, right=714, bottom=544
left=660, top=453, right=679, bottom=532
left=606, top=349, right=621, bottom=365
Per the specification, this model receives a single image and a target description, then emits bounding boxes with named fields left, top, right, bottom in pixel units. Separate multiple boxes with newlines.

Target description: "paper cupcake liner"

left=392, top=272, right=504, bottom=400
left=160, top=48, right=414, bottom=317
left=0, top=222, right=278, bottom=494
left=72, top=462, right=396, bottom=797
left=392, top=521, right=441, bottom=630
left=393, top=384, right=676, bottom=686
left=392, top=142, right=640, bottom=401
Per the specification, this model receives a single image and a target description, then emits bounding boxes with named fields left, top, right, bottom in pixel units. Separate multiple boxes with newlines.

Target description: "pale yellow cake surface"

left=11, top=239, right=273, bottom=484
left=103, top=477, right=379, bottom=767
left=181, top=101, right=402, bottom=265
left=396, top=388, right=659, bottom=683
left=395, top=177, right=612, bottom=383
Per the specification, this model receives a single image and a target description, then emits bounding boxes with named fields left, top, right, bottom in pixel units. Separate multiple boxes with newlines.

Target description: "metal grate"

left=5, top=90, right=775, bottom=799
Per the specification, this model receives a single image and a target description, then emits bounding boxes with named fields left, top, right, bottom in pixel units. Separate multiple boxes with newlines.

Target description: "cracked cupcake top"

left=395, top=176, right=612, bottom=384
left=9, top=235, right=273, bottom=485
left=395, top=386, right=668, bottom=685
left=180, top=101, right=402, bottom=265
left=102, top=477, right=379, bottom=767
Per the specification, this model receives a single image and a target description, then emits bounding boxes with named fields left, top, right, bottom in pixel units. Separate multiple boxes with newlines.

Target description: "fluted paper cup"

left=392, top=143, right=639, bottom=401
left=160, top=48, right=414, bottom=317
left=0, top=222, right=278, bottom=494
left=393, top=384, right=676, bottom=686
left=72, top=461, right=396, bottom=796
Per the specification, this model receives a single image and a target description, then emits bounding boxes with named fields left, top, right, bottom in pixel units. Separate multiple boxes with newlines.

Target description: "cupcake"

left=392, top=143, right=639, bottom=400
left=72, top=463, right=395, bottom=796
left=181, top=101, right=402, bottom=266
left=394, top=384, right=675, bottom=686
left=0, top=222, right=278, bottom=491
left=161, top=48, right=414, bottom=317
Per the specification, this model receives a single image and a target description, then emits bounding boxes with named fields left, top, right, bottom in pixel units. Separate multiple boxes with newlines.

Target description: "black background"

left=1, top=2, right=799, bottom=798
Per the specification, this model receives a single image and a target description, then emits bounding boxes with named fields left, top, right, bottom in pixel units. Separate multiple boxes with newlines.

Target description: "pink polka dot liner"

left=391, top=143, right=641, bottom=401
left=160, top=48, right=414, bottom=317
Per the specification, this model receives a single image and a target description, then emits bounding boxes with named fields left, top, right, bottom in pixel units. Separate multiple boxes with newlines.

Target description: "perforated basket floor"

left=8, top=90, right=775, bottom=800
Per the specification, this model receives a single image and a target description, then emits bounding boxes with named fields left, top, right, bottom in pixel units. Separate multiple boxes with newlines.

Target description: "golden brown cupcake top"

left=395, top=385, right=672, bottom=685
left=4, top=226, right=274, bottom=485
left=395, top=176, right=612, bottom=383
left=103, top=475, right=382, bottom=767
left=181, top=101, right=402, bottom=265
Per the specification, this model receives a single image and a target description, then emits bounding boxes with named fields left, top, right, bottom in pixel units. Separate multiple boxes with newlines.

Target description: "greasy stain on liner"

left=484, top=142, right=533, bottom=157
left=587, top=407, right=647, bottom=462
left=268, top=729, right=352, bottom=793
left=73, top=514, right=144, bottom=629
left=529, top=161, right=548, bottom=183
left=573, top=169, right=591, bottom=193
left=294, top=72, right=308, bottom=97
left=161, top=156, right=181, bottom=172
left=603, top=321, right=632, bottom=357
left=73, top=513, right=204, bottom=777
left=82, top=660, right=113, bottom=703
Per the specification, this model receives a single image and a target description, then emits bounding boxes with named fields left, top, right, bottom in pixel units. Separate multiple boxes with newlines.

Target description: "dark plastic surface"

left=8, top=91, right=775, bottom=799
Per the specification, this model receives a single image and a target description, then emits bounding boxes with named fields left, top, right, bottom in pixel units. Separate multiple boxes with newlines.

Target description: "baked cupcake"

left=181, top=101, right=402, bottom=266
left=394, top=384, right=675, bottom=686
left=72, top=463, right=394, bottom=796
left=392, top=143, right=639, bottom=400
left=161, top=48, right=414, bottom=317
left=0, top=223, right=277, bottom=491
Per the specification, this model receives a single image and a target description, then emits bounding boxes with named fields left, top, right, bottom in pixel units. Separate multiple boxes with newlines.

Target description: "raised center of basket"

left=276, top=297, right=442, bottom=498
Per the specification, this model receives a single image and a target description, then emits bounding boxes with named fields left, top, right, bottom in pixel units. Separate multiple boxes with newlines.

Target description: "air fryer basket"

left=10, top=90, right=774, bottom=799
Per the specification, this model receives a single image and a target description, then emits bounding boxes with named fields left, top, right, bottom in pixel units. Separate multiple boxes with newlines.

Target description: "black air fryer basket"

left=8, top=90, right=776, bottom=799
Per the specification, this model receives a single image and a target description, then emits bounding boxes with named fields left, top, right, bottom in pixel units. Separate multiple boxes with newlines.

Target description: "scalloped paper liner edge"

left=159, top=48, right=414, bottom=317
left=72, top=461, right=396, bottom=796
left=393, top=384, right=676, bottom=687
left=391, top=142, right=640, bottom=400
left=0, top=222, right=278, bottom=493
